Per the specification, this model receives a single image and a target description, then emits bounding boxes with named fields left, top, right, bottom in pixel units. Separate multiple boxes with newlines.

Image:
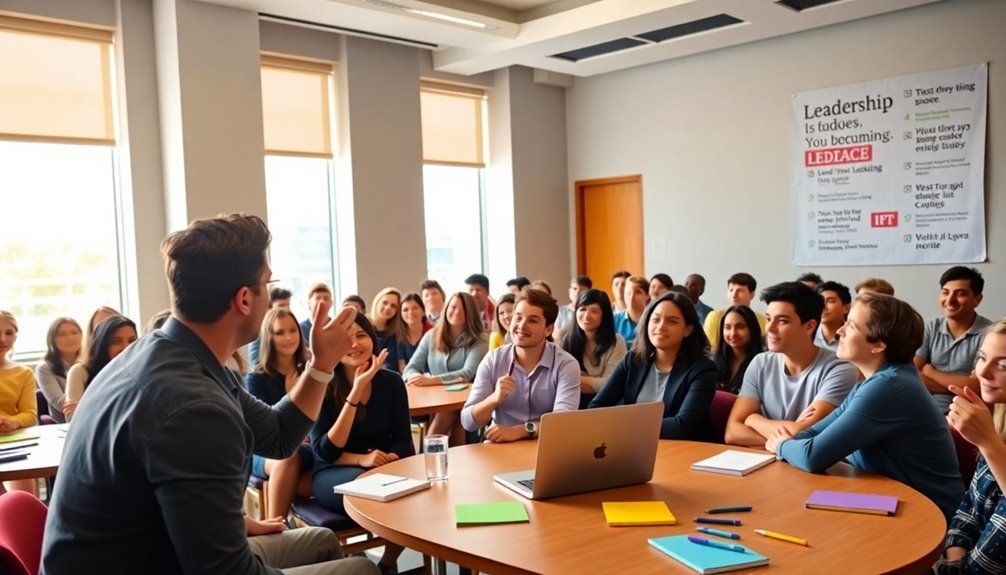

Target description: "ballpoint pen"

left=706, top=505, right=752, bottom=514
left=380, top=477, right=409, bottom=487
left=697, top=527, right=741, bottom=540
left=687, top=536, right=747, bottom=554
left=755, top=529, right=808, bottom=546
left=695, top=517, right=743, bottom=526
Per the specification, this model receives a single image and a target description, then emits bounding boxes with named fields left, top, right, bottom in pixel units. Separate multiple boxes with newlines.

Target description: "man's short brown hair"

left=856, top=292, right=923, bottom=363
left=161, top=213, right=271, bottom=323
left=517, top=286, right=559, bottom=326
left=855, top=277, right=895, bottom=296
left=306, top=282, right=332, bottom=299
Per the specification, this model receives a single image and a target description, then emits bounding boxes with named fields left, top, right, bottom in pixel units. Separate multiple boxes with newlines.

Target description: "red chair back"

left=0, top=491, right=47, bottom=575
left=709, top=390, right=737, bottom=444
left=949, top=426, right=979, bottom=487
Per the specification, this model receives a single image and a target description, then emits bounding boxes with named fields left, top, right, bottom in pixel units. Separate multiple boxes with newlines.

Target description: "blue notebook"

left=648, top=535, right=769, bottom=574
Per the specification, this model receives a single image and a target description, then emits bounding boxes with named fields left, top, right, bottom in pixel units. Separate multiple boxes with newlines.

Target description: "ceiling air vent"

left=776, top=0, right=847, bottom=12
left=551, top=37, right=647, bottom=62
left=636, top=13, right=744, bottom=43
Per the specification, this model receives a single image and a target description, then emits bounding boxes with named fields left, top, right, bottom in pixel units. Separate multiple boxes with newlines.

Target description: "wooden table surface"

left=407, top=383, right=471, bottom=417
left=0, top=423, right=66, bottom=481
left=346, top=440, right=946, bottom=575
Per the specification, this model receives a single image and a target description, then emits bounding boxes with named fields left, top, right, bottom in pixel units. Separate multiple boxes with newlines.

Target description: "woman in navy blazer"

left=589, top=291, right=717, bottom=441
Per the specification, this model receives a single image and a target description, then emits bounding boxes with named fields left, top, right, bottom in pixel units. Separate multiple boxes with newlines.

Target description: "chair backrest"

left=35, top=389, right=49, bottom=418
left=0, top=491, right=48, bottom=575
left=949, top=426, right=979, bottom=487
left=709, top=390, right=737, bottom=444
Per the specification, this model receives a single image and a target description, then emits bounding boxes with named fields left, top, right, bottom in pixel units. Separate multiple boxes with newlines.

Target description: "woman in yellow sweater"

left=0, top=310, right=38, bottom=495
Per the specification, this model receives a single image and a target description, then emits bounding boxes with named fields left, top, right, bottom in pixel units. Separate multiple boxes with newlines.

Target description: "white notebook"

left=691, top=450, right=776, bottom=476
left=333, top=473, right=431, bottom=502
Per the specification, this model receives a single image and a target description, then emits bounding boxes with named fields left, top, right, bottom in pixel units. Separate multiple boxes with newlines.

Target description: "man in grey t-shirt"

left=726, top=282, right=857, bottom=448
left=914, top=266, right=992, bottom=414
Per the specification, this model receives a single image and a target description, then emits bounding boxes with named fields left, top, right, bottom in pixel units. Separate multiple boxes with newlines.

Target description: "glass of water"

left=423, top=434, right=448, bottom=481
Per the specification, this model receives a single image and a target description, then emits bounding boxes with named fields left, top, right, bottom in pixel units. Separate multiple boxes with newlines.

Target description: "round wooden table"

left=0, top=424, right=66, bottom=482
left=346, top=440, right=946, bottom=575
left=406, top=383, right=471, bottom=417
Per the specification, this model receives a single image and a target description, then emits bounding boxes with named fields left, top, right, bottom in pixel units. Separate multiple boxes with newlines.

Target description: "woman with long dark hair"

left=712, top=305, right=764, bottom=393
left=36, top=317, right=83, bottom=423
left=311, top=314, right=411, bottom=574
left=245, top=307, right=314, bottom=520
left=589, top=292, right=716, bottom=440
left=489, top=293, right=516, bottom=351
left=64, top=315, right=137, bottom=421
left=561, top=289, right=626, bottom=409
left=397, top=292, right=433, bottom=372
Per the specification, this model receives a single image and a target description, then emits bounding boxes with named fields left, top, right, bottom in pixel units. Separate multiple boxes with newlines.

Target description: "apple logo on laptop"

left=593, top=442, right=607, bottom=460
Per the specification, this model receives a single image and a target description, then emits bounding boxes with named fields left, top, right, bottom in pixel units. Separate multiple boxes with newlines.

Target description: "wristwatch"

left=305, top=362, right=335, bottom=384
left=525, top=421, right=537, bottom=438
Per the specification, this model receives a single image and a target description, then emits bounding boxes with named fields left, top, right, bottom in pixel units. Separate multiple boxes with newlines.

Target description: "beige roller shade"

left=261, top=54, right=333, bottom=158
left=420, top=82, right=485, bottom=167
left=0, top=15, right=115, bottom=144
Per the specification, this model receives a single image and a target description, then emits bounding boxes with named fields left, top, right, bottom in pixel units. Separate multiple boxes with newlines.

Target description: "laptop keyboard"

left=517, top=478, right=535, bottom=490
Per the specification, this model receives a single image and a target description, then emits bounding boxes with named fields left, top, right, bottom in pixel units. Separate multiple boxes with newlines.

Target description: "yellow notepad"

left=602, top=501, right=676, bottom=526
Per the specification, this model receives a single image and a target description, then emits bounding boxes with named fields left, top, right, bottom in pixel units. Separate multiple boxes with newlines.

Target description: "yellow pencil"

left=754, top=529, right=808, bottom=546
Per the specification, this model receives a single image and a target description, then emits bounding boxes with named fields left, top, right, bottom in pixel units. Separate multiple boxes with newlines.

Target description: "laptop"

left=493, top=401, right=664, bottom=500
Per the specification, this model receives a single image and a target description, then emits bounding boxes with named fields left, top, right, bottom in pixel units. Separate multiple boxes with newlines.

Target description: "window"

left=420, top=82, right=488, bottom=290
left=0, top=16, right=121, bottom=358
left=261, top=54, right=338, bottom=319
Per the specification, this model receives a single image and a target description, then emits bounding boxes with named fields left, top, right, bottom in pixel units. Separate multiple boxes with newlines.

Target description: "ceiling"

left=200, top=0, right=944, bottom=78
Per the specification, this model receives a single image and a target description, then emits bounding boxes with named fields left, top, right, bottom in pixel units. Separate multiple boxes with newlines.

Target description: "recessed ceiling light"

left=353, top=0, right=499, bottom=30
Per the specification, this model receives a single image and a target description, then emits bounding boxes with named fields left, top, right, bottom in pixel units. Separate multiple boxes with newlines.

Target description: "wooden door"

left=575, top=175, right=644, bottom=301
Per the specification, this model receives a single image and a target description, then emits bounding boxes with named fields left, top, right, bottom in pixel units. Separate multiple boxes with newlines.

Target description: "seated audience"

left=725, top=282, right=857, bottom=448
left=797, top=272, right=823, bottom=289
left=703, top=273, right=766, bottom=351
left=489, top=293, right=516, bottom=351
left=0, top=310, right=38, bottom=495
left=814, top=281, right=851, bottom=352
left=939, top=318, right=1006, bottom=573
left=506, top=276, right=531, bottom=294
left=685, top=273, right=713, bottom=326
left=300, top=282, right=333, bottom=346
left=36, top=317, right=83, bottom=423
left=245, top=308, right=315, bottom=520
left=84, top=305, right=119, bottom=349
left=404, top=292, right=489, bottom=445
left=767, top=293, right=963, bottom=521
left=613, top=276, right=650, bottom=348
left=915, top=266, right=992, bottom=414
left=368, top=288, right=402, bottom=372
left=342, top=294, right=366, bottom=314
left=461, top=288, right=579, bottom=442
left=531, top=279, right=552, bottom=295
left=420, top=279, right=446, bottom=324
left=560, top=289, right=626, bottom=408
left=310, top=313, right=410, bottom=575
left=855, top=277, right=895, bottom=297
left=590, top=292, right=716, bottom=440
left=247, top=286, right=292, bottom=366
left=64, top=315, right=138, bottom=421
left=397, top=292, right=433, bottom=371
left=712, top=305, right=764, bottom=393
left=611, top=269, right=631, bottom=312
left=465, top=273, right=495, bottom=333
left=143, top=309, right=172, bottom=333
left=649, top=273, right=674, bottom=300
left=555, top=275, right=592, bottom=342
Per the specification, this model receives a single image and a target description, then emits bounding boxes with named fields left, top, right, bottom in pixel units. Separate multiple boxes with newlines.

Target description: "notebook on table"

left=455, top=501, right=529, bottom=526
left=805, top=489, right=899, bottom=516
left=333, top=473, right=430, bottom=502
left=493, top=402, right=664, bottom=500
left=649, top=534, right=769, bottom=574
left=690, top=450, right=776, bottom=476
left=603, top=501, right=676, bottom=526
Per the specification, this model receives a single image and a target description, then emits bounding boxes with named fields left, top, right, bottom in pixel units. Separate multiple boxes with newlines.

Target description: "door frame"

left=573, top=174, right=643, bottom=274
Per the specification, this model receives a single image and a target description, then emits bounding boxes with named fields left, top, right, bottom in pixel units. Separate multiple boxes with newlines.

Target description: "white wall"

left=566, top=0, right=1005, bottom=320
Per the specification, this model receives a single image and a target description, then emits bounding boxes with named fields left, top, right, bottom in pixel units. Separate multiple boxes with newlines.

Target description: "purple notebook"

left=805, top=490, right=898, bottom=516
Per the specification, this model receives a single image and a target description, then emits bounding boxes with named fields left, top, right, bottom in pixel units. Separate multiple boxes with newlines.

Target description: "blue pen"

left=697, top=527, right=741, bottom=540
left=687, top=535, right=747, bottom=554
left=695, top=517, right=742, bottom=526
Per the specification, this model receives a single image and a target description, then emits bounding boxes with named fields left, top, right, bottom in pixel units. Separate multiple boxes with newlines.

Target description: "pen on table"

left=0, top=442, right=38, bottom=452
left=755, top=529, right=808, bottom=546
left=697, top=527, right=741, bottom=540
left=687, top=536, right=747, bottom=554
left=695, top=517, right=742, bottom=526
left=706, top=505, right=752, bottom=514
left=380, top=477, right=409, bottom=487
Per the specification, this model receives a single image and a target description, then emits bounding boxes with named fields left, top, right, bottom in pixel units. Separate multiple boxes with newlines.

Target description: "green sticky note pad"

left=455, top=501, right=529, bottom=526
left=0, top=431, right=40, bottom=444
left=445, top=384, right=468, bottom=392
